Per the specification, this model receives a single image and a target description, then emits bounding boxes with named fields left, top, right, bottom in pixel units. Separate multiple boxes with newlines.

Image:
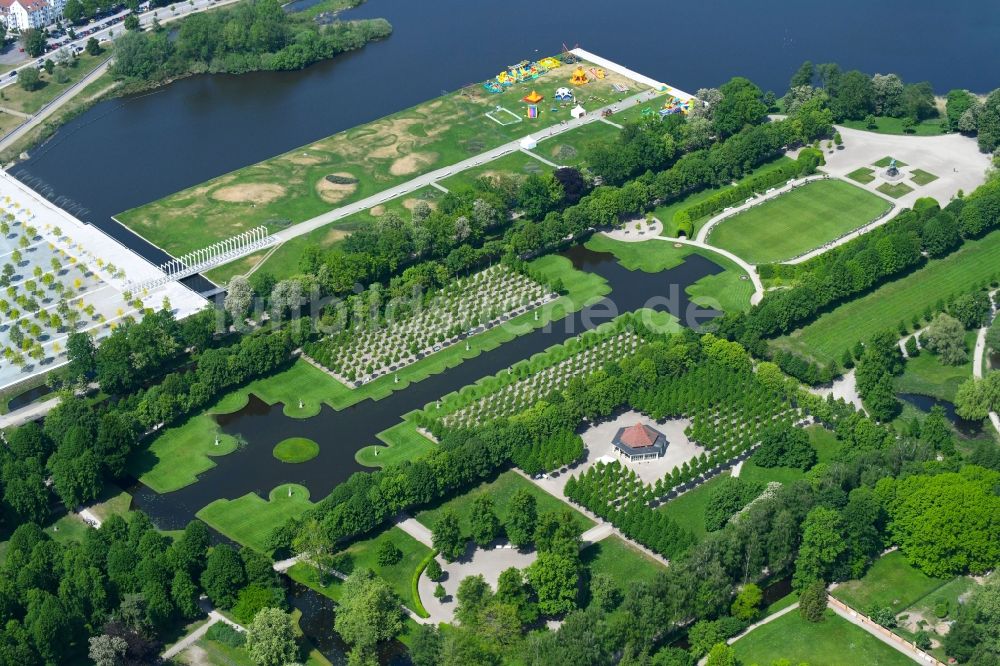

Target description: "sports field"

left=772, top=229, right=1000, bottom=364
left=708, top=179, right=892, bottom=264
left=116, top=56, right=647, bottom=258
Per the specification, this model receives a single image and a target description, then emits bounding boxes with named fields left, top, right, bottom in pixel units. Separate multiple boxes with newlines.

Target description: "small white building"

left=1, top=0, right=67, bottom=32
left=518, top=136, right=537, bottom=151
left=570, top=104, right=586, bottom=120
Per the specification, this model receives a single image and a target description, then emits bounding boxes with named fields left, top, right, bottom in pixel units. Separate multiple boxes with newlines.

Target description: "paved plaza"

left=0, top=171, right=205, bottom=391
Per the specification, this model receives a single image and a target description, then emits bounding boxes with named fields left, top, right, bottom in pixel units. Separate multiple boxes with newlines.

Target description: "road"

left=274, top=88, right=659, bottom=244
left=0, top=57, right=111, bottom=153
left=0, top=395, right=61, bottom=428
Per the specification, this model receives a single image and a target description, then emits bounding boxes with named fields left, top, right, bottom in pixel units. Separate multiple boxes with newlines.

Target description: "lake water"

left=11, top=0, right=1000, bottom=268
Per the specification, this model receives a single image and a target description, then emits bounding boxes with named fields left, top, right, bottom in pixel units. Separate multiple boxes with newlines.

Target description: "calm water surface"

left=12, top=0, right=1000, bottom=265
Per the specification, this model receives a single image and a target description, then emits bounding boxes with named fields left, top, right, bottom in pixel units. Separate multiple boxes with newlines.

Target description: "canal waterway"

left=128, top=244, right=724, bottom=527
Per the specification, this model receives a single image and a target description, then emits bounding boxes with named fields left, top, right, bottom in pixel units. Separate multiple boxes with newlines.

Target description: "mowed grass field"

left=197, top=484, right=313, bottom=554
left=580, top=535, right=667, bottom=590
left=116, top=58, right=647, bottom=258
left=731, top=609, right=916, bottom=666
left=773, top=229, right=1000, bottom=364
left=832, top=550, right=950, bottom=615
left=708, top=179, right=892, bottom=264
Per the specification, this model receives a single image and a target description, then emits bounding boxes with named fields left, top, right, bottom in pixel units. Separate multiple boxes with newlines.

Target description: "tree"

left=63, top=0, right=85, bottom=23
left=922, top=313, right=968, bottom=365
left=944, top=577, right=1000, bottom=664
left=469, top=495, right=501, bottom=547
left=949, top=291, right=991, bottom=329
left=712, top=77, right=766, bottom=137
left=171, top=569, right=200, bottom=619
left=455, top=574, right=492, bottom=626
left=124, top=13, right=140, bottom=31
left=752, top=424, right=816, bottom=470
left=790, top=60, right=815, bottom=88
left=432, top=509, right=465, bottom=561
left=246, top=607, right=297, bottom=666
left=66, top=331, right=96, bottom=380
left=88, top=634, right=128, bottom=666
left=504, top=488, right=537, bottom=548
left=22, top=29, right=47, bottom=58
left=799, top=579, right=828, bottom=622
left=946, top=89, right=976, bottom=131
left=424, top=558, right=443, bottom=582
left=731, top=583, right=763, bottom=621
left=334, top=570, right=404, bottom=663
left=793, top=507, right=845, bottom=588
left=705, top=643, right=737, bottom=666
left=200, top=545, right=246, bottom=608
left=374, top=539, right=402, bottom=566
left=871, top=73, right=904, bottom=116
left=922, top=212, right=961, bottom=257
left=410, top=624, right=443, bottom=666
left=17, top=67, right=41, bottom=92
left=831, top=70, right=874, bottom=121
left=978, top=89, right=1000, bottom=153
left=526, top=552, right=578, bottom=615
left=86, top=36, right=102, bottom=55
left=589, top=572, right=621, bottom=612
left=876, top=467, right=1000, bottom=576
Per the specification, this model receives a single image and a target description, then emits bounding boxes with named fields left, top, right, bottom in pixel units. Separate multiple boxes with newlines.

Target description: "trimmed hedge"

left=672, top=151, right=822, bottom=227
left=411, top=549, right=438, bottom=618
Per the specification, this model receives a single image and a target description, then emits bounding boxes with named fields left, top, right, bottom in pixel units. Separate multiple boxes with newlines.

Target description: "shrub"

left=752, top=424, right=817, bottom=470
left=934, top=600, right=949, bottom=618
left=206, top=621, right=246, bottom=648
left=704, top=477, right=765, bottom=532
left=425, top=558, right=443, bottom=582
left=798, top=580, right=828, bottom=622
left=375, top=540, right=403, bottom=566
left=868, top=605, right=898, bottom=628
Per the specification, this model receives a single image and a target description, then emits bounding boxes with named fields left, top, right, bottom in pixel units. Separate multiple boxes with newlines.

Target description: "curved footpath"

left=651, top=234, right=765, bottom=306
left=972, top=290, right=999, bottom=435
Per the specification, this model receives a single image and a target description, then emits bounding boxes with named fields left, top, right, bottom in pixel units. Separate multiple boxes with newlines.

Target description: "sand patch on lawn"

left=390, top=152, right=438, bottom=176
left=211, top=183, right=286, bottom=205
left=403, top=197, right=436, bottom=211
left=369, top=205, right=386, bottom=216
left=315, top=173, right=358, bottom=204
left=322, top=229, right=350, bottom=245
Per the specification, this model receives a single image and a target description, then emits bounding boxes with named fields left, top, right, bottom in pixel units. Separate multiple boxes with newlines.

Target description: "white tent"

left=519, top=136, right=538, bottom=150
left=555, top=87, right=573, bottom=101
left=571, top=104, right=586, bottom=119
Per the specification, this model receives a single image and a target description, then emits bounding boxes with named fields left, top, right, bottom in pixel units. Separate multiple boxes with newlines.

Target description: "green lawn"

left=708, top=179, right=892, bottom=264
left=273, top=437, right=320, bottom=463
left=196, top=484, right=313, bottom=554
left=910, top=169, right=939, bottom=186
left=772, top=229, right=1000, bottom=364
left=116, top=56, right=647, bottom=257
left=358, top=417, right=437, bottom=468
left=847, top=167, right=876, bottom=184
left=439, top=150, right=552, bottom=191
left=874, top=157, right=908, bottom=168
left=651, top=156, right=795, bottom=237
left=0, top=52, right=109, bottom=115
left=287, top=526, right=431, bottom=612
left=581, top=535, right=667, bottom=589
left=732, top=608, right=916, bottom=666
left=539, top=120, right=621, bottom=168
left=832, top=550, right=950, bottom=614
left=894, top=331, right=976, bottom=401
left=584, top=235, right=754, bottom=312
left=656, top=472, right=730, bottom=541
left=414, top=470, right=593, bottom=536
left=842, top=116, right=948, bottom=136
left=877, top=182, right=913, bottom=199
